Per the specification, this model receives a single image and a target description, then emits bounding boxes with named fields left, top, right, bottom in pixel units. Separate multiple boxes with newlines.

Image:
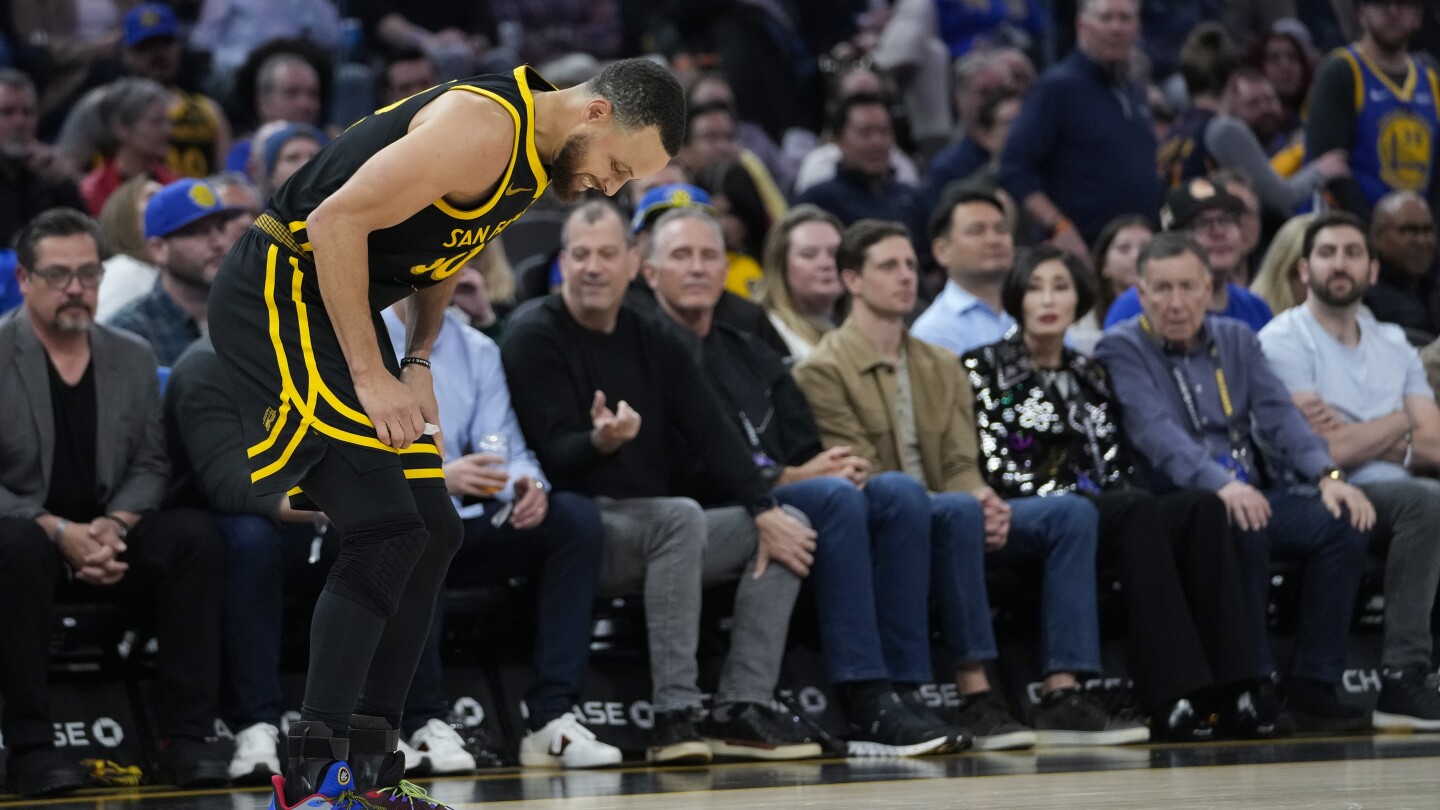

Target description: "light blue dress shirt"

left=382, top=308, right=546, bottom=518
left=912, top=279, right=1017, bottom=356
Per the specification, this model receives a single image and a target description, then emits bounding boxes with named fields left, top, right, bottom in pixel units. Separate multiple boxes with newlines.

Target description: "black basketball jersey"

left=268, top=66, right=556, bottom=308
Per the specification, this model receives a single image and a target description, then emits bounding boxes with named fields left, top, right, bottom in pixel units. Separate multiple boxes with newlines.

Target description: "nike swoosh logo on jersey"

left=1369, top=90, right=1390, bottom=103
left=505, top=185, right=534, bottom=196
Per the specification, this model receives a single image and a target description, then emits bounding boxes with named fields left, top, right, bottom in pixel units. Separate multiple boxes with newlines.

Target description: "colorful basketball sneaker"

left=354, top=751, right=456, bottom=809
left=269, top=759, right=366, bottom=810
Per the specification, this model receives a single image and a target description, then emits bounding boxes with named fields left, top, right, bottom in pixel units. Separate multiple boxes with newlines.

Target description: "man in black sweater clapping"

left=501, top=200, right=822, bottom=765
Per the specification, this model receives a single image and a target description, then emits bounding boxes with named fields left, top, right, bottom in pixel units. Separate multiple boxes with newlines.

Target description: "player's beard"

left=548, top=132, right=591, bottom=203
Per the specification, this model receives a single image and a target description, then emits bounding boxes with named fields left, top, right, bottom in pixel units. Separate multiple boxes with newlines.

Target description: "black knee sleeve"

left=325, top=514, right=429, bottom=617
left=418, top=489, right=463, bottom=569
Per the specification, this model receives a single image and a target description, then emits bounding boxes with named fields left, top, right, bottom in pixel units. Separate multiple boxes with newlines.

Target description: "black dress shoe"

left=6, top=747, right=87, bottom=797
left=163, top=736, right=231, bottom=788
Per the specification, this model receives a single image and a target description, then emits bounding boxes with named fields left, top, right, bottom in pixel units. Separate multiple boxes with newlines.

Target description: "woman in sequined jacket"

left=961, top=246, right=1275, bottom=742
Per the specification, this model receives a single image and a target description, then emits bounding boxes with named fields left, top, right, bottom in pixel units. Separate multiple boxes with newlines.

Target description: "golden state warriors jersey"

left=1336, top=46, right=1440, bottom=207
left=268, top=66, right=555, bottom=309
left=166, top=90, right=221, bottom=178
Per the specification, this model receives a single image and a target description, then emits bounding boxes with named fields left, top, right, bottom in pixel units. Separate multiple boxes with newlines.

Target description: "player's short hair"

left=585, top=58, right=686, bottom=156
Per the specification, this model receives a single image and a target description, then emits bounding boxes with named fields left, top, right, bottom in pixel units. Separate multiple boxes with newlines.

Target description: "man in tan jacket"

left=794, top=219, right=1147, bottom=748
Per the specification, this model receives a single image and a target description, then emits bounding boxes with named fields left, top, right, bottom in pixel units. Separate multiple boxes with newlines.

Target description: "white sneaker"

left=519, top=713, right=623, bottom=769
left=228, top=722, right=280, bottom=784
left=399, top=738, right=427, bottom=773
left=408, top=718, right=477, bottom=774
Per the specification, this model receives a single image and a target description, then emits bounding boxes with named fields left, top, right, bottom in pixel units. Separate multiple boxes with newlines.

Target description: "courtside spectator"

left=165, top=334, right=333, bottom=784
left=502, top=201, right=821, bottom=763
left=381, top=297, right=620, bottom=772
left=1259, top=211, right=1440, bottom=731
left=0, top=208, right=227, bottom=797
left=965, top=246, right=1275, bottom=741
left=377, top=49, right=442, bottom=108
left=1096, top=232, right=1373, bottom=733
left=223, top=51, right=323, bottom=174
left=796, top=219, right=1146, bottom=748
left=649, top=206, right=972, bottom=756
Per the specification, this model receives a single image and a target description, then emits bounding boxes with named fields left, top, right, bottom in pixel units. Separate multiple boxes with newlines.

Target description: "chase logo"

left=337, top=766, right=351, bottom=785
left=188, top=182, right=218, bottom=209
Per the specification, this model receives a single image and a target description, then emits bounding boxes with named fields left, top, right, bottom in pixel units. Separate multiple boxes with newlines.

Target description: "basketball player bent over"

left=208, top=59, right=683, bottom=810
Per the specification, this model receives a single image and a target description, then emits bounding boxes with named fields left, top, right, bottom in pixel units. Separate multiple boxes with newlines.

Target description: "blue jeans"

left=986, top=495, right=1103, bottom=676
left=404, top=491, right=603, bottom=733
left=780, top=473, right=992, bottom=684
left=1238, top=490, right=1369, bottom=685
left=775, top=476, right=889, bottom=683
left=217, top=514, right=332, bottom=729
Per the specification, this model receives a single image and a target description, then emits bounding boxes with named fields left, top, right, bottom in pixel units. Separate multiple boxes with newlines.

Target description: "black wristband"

left=400, top=356, right=432, bottom=370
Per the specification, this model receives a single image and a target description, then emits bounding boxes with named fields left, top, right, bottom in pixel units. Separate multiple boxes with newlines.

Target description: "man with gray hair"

left=998, top=0, right=1161, bottom=256
left=645, top=205, right=976, bottom=756
left=1097, top=231, right=1375, bottom=733
left=501, top=200, right=823, bottom=764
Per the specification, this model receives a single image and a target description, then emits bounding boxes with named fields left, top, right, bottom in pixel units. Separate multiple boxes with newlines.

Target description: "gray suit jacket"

left=0, top=308, right=169, bottom=521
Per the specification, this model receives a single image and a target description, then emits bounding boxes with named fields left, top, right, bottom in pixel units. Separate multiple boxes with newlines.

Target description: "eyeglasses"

left=29, top=265, right=104, bottom=290
left=1191, top=212, right=1239, bottom=232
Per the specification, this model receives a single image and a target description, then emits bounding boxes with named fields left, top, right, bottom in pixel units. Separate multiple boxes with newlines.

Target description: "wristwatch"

left=746, top=493, right=780, bottom=517
left=1318, top=466, right=1346, bottom=485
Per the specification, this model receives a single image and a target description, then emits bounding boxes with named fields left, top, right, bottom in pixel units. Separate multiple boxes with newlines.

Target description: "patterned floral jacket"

left=961, top=332, right=1135, bottom=498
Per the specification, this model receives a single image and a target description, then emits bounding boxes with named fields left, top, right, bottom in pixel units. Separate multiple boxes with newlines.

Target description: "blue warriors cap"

left=631, top=184, right=716, bottom=233
left=124, top=3, right=179, bottom=47
left=144, top=179, right=235, bottom=239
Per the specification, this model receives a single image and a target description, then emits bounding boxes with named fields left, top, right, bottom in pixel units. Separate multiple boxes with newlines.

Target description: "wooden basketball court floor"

left=6, top=733, right=1440, bottom=809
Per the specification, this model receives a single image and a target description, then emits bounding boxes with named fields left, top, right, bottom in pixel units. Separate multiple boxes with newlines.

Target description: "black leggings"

left=296, top=445, right=462, bottom=733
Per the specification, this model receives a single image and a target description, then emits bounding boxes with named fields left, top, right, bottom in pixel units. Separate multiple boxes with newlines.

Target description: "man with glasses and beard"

left=1259, top=211, right=1440, bottom=732
left=0, top=208, right=227, bottom=798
